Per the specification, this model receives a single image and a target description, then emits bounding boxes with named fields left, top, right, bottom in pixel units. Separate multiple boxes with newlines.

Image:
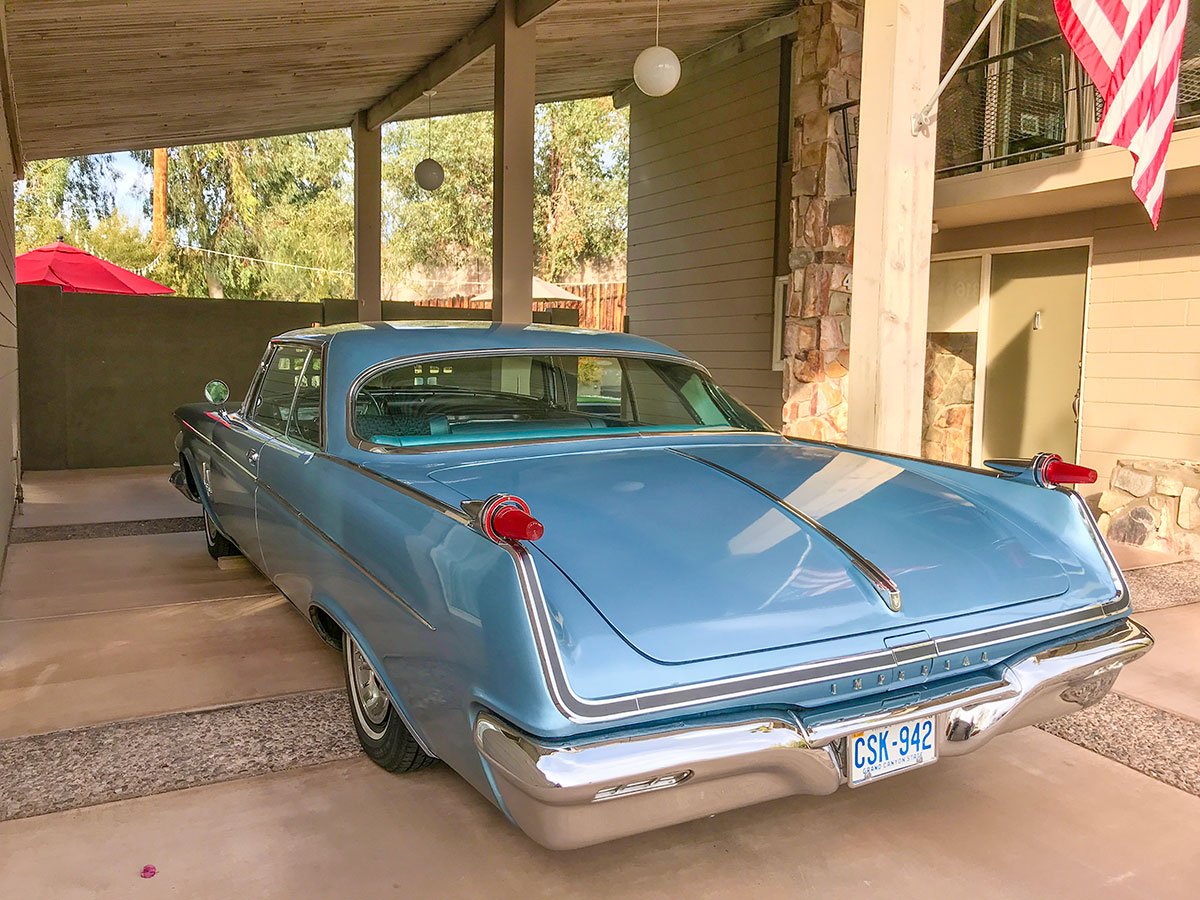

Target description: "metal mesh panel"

left=833, top=18, right=1200, bottom=188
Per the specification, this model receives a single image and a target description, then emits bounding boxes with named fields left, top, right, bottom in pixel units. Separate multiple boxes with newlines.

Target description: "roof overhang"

left=8, top=0, right=795, bottom=161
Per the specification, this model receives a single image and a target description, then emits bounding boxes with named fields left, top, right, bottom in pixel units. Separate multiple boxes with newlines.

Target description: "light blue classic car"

left=172, top=322, right=1152, bottom=849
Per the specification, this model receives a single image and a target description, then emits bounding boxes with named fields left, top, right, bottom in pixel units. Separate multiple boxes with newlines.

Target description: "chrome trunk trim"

left=502, top=539, right=1132, bottom=724
left=670, top=449, right=903, bottom=611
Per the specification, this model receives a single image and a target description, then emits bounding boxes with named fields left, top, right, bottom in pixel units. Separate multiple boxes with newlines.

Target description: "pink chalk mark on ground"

left=140, top=865, right=156, bottom=879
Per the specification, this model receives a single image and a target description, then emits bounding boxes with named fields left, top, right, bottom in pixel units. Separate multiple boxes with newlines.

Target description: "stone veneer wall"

left=1097, top=459, right=1200, bottom=558
left=923, top=333, right=976, bottom=464
left=782, top=0, right=862, bottom=441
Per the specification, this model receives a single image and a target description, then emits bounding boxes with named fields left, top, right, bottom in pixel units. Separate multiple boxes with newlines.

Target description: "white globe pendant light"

left=414, top=157, right=444, bottom=191
left=414, top=90, right=445, bottom=192
left=634, top=0, right=680, bottom=97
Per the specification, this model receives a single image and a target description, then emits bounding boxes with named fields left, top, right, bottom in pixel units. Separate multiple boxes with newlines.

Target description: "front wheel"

left=203, top=508, right=238, bottom=560
left=344, top=635, right=436, bottom=773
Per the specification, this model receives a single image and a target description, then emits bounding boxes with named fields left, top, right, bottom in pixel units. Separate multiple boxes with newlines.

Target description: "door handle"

left=246, top=449, right=260, bottom=466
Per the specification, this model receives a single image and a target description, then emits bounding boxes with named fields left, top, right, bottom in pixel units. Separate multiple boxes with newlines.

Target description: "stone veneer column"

left=782, top=0, right=863, bottom=441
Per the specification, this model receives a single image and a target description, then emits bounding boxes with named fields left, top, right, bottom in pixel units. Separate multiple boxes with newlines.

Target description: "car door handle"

left=246, top=449, right=260, bottom=466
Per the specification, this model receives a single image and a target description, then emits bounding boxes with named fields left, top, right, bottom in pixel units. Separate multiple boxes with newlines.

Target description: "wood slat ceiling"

left=8, top=0, right=794, bottom=160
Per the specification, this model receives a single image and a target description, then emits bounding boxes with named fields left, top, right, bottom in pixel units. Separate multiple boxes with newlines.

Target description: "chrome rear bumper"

left=475, top=617, right=1152, bottom=849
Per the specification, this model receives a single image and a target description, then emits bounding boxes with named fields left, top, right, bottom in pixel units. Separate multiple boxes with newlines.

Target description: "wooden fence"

left=413, top=282, right=627, bottom=331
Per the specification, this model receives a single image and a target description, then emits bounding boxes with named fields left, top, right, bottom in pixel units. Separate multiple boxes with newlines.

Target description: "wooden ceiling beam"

left=515, top=0, right=562, bottom=26
left=363, top=0, right=565, bottom=130
left=364, top=6, right=500, bottom=130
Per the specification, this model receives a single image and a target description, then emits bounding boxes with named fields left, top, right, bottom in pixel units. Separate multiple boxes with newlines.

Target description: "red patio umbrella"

left=16, top=241, right=174, bottom=295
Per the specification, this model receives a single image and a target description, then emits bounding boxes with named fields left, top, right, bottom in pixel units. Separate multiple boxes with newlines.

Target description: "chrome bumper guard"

left=475, top=617, right=1152, bottom=849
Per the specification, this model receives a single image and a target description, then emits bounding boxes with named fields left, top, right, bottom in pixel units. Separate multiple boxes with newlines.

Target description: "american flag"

left=1054, top=0, right=1191, bottom=226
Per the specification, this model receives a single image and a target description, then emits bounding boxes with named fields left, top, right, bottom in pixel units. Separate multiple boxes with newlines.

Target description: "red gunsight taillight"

left=480, top=495, right=544, bottom=543
left=1040, top=455, right=1098, bottom=486
left=491, top=504, right=544, bottom=542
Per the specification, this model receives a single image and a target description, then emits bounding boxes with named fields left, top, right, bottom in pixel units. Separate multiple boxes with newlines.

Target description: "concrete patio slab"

left=15, top=465, right=196, bottom=528
left=1, top=729, right=1196, bottom=900
left=0, top=594, right=341, bottom=739
left=1117, top=604, right=1200, bottom=723
left=0, top=532, right=274, bottom=620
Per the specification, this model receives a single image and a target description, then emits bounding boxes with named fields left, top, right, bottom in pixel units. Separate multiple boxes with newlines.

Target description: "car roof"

left=275, top=320, right=691, bottom=361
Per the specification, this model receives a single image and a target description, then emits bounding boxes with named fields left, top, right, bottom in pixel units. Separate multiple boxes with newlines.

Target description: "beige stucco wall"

left=934, top=196, right=1200, bottom=497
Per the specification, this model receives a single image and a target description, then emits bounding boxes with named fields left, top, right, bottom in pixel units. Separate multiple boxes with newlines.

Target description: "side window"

left=250, top=345, right=310, bottom=434
left=288, top=352, right=322, bottom=447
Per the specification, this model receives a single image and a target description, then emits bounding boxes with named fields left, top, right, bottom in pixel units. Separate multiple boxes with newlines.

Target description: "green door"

left=983, top=246, right=1088, bottom=461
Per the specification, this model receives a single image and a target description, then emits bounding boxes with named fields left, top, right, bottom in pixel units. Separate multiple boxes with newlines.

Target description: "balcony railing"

left=834, top=28, right=1200, bottom=190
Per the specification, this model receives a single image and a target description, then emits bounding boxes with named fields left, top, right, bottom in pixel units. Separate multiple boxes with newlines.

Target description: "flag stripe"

left=1055, top=0, right=1190, bottom=227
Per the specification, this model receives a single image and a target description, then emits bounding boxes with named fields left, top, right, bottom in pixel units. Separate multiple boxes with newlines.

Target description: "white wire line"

left=180, top=244, right=353, bottom=277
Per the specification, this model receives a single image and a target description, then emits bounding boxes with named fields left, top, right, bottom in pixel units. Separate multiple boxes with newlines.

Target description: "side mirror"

left=204, top=380, right=230, bottom=405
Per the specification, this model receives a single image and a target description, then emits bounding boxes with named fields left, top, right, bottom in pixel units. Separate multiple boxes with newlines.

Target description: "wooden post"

left=151, top=148, right=167, bottom=250
left=353, top=111, right=383, bottom=322
left=847, top=0, right=944, bottom=454
left=492, top=0, right=536, bottom=324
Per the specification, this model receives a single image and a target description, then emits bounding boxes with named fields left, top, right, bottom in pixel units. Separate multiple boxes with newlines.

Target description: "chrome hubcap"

left=350, top=640, right=389, bottom=727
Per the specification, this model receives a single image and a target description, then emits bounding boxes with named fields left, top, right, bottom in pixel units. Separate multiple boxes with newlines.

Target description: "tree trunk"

left=152, top=148, right=168, bottom=249
left=204, top=264, right=225, bottom=299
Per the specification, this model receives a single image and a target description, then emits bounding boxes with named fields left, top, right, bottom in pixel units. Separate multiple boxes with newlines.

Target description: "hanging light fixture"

left=414, top=90, right=445, bottom=192
left=633, top=0, right=681, bottom=97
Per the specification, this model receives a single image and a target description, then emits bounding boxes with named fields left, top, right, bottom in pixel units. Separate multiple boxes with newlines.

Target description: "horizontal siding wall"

left=626, top=43, right=783, bottom=425
left=933, top=198, right=1200, bottom=495
left=1083, top=201, right=1200, bottom=483
left=0, top=94, right=15, bottom=568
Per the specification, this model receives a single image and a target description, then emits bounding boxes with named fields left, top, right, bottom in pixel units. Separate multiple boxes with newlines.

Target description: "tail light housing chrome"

left=985, top=453, right=1097, bottom=489
left=479, top=494, right=544, bottom=543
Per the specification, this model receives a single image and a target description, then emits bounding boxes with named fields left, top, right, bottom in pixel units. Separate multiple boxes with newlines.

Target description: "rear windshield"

left=352, top=354, right=767, bottom=448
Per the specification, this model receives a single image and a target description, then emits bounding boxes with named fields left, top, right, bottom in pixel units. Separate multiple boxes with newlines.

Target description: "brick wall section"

left=782, top=0, right=862, bottom=440
left=923, top=333, right=976, bottom=464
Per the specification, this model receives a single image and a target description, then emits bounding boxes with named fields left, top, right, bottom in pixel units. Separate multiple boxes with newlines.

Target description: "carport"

left=1, top=1, right=1199, bottom=895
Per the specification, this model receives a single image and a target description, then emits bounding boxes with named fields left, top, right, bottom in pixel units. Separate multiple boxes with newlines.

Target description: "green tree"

left=382, top=111, right=496, bottom=289
left=535, top=98, right=628, bottom=281
left=382, top=97, right=628, bottom=292
left=132, top=130, right=353, bottom=300
left=15, top=155, right=119, bottom=251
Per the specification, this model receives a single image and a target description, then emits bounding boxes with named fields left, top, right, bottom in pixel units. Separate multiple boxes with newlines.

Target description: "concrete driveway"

left=1, top=467, right=1197, bottom=899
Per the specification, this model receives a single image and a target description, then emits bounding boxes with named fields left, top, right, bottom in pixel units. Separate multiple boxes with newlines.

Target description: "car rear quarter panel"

left=252, top=445, right=567, bottom=794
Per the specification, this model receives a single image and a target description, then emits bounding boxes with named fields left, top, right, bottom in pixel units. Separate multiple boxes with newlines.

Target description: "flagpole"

left=912, top=0, right=1009, bottom=135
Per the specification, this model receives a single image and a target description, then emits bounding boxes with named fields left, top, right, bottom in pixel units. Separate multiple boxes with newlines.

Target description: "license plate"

left=848, top=716, right=937, bottom=786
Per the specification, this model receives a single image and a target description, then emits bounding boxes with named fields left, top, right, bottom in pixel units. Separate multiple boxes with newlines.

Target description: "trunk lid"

left=428, top=440, right=1070, bottom=664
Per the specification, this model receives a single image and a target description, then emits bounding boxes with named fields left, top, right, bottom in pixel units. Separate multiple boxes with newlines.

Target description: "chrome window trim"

left=282, top=342, right=326, bottom=452
left=671, top=449, right=904, bottom=613
left=342, top=348, right=772, bottom=454
left=250, top=341, right=321, bottom=443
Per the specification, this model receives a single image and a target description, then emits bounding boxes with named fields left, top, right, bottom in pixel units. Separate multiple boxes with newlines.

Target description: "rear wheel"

left=344, top=634, right=435, bottom=772
left=203, top=508, right=238, bottom=560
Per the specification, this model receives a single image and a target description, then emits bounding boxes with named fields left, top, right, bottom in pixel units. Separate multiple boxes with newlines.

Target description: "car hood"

left=428, top=440, right=1071, bottom=664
